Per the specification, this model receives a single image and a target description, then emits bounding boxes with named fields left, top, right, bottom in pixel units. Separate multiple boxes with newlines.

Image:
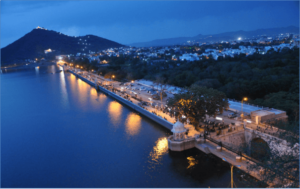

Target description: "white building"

left=44, top=48, right=53, bottom=54
left=179, top=53, right=199, bottom=61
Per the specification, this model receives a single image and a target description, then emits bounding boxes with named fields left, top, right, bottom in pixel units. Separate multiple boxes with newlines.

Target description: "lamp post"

left=130, top=80, right=134, bottom=90
left=222, top=158, right=241, bottom=188
left=111, top=75, right=115, bottom=91
left=241, top=97, right=248, bottom=118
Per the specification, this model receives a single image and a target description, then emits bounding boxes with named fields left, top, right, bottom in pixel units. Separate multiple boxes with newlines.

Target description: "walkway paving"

left=196, top=140, right=264, bottom=182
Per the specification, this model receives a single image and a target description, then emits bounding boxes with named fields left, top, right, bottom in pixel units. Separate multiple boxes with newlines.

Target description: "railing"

left=206, top=136, right=261, bottom=164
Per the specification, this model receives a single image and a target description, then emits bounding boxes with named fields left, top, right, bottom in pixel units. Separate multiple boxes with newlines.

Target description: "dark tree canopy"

left=167, top=85, right=228, bottom=127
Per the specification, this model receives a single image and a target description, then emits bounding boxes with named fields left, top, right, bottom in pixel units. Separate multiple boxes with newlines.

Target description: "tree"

left=167, top=85, right=228, bottom=127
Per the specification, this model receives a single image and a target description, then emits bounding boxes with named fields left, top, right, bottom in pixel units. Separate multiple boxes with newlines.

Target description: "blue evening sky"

left=1, top=0, right=299, bottom=48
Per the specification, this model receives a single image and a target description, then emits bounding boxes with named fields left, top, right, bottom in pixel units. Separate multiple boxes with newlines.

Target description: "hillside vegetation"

left=1, top=28, right=124, bottom=66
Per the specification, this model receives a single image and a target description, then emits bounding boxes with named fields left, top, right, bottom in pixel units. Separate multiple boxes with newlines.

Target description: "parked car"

left=228, top=113, right=237, bottom=118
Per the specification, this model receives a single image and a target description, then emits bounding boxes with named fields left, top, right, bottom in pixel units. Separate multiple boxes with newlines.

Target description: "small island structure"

left=168, top=120, right=197, bottom=151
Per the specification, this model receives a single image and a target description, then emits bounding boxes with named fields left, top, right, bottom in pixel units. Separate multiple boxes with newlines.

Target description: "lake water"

left=1, top=65, right=249, bottom=187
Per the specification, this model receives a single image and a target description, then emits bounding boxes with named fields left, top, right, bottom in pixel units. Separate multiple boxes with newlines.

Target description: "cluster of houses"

left=48, top=32, right=299, bottom=64
left=181, top=42, right=299, bottom=61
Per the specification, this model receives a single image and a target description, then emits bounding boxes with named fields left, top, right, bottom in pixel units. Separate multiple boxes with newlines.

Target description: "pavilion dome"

left=171, top=121, right=186, bottom=133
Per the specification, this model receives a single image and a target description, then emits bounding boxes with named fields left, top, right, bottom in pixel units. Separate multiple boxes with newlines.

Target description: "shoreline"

left=64, top=66, right=269, bottom=185
left=1, top=62, right=57, bottom=72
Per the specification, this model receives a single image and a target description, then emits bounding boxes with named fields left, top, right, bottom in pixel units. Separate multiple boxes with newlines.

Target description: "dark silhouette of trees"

left=167, top=85, right=228, bottom=127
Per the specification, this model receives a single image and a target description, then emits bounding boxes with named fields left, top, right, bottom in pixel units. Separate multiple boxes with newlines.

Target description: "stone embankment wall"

left=213, top=126, right=246, bottom=150
left=215, top=130, right=246, bottom=150
left=68, top=70, right=173, bottom=130
left=168, top=136, right=196, bottom=151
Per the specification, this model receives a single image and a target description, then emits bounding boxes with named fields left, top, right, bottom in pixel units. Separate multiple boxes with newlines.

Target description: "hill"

left=129, top=26, right=299, bottom=47
left=1, top=28, right=125, bottom=66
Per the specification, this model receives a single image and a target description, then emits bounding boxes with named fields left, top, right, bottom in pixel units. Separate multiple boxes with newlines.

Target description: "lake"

left=1, top=65, right=249, bottom=187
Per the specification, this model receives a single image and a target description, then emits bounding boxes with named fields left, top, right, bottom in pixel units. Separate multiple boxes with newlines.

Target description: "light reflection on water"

left=125, top=113, right=141, bottom=136
left=98, top=93, right=107, bottom=104
left=69, top=74, right=77, bottom=96
left=187, top=156, right=198, bottom=169
left=108, top=101, right=122, bottom=127
left=59, top=71, right=70, bottom=109
left=76, top=77, right=89, bottom=110
left=89, top=88, right=100, bottom=109
left=90, top=88, right=97, bottom=97
left=35, top=66, right=39, bottom=74
left=149, top=137, right=168, bottom=163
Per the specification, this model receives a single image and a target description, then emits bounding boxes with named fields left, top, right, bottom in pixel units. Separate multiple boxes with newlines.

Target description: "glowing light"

left=238, top=37, right=242, bottom=40
left=125, top=113, right=141, bottom=136
left=243, top=97, right=248, bottom=101
left=90, top=88, right=97, bottom=96
left=108, top=101, right=122, bottom=127
left=149, top=137, right=168, bottom=162
left=216, top=117, right=223, bottom=120
left=187, top=156, right=198, bottom=169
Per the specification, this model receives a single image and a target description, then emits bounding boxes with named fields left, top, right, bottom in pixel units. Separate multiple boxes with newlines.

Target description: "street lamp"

left=111, top=75, right=115, bottom=90
left=222, top=158, right=241, bottom=188
left=241, top=97, right=248, bottom=118
left=131, top=80, right=134, bottom=90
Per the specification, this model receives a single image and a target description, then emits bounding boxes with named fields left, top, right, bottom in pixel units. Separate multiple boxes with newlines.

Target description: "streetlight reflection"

left=187, top=156, right=198, bottom=169
left=125, top=113, right=141, bottom=136
left=108, top=101, right=122, bottom=127
left=149, top=137, right=168, bottom=162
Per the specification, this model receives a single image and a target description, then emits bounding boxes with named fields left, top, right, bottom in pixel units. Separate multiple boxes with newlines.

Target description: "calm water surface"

left=1, top=65, right=249, bottom=187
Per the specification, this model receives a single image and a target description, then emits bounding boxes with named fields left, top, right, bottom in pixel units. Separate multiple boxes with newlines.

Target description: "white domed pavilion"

left=171, top=120, right=187, bottom=141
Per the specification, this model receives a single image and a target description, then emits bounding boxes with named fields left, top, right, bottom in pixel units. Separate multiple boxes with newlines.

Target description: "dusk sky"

left=1, top=0, right=299, bottom=48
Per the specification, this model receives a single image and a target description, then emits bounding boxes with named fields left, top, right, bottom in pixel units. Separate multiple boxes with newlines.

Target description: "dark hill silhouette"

left=1, top=28, right=125, bottom=65
left=129, top=26, right=299, bottom=47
